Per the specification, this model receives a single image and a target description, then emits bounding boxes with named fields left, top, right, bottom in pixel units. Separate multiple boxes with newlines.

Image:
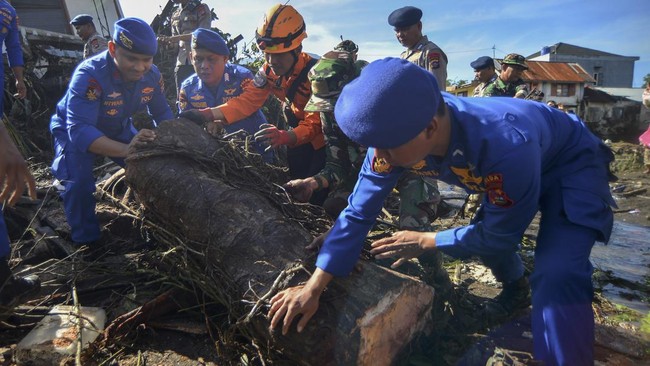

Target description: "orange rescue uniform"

left=217, top=53, right=324, bottom=150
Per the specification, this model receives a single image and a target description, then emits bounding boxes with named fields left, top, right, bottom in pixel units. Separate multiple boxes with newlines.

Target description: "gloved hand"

left=254, top=123, right=293, bottom=150
left=178, top=108, right=214, bottom=125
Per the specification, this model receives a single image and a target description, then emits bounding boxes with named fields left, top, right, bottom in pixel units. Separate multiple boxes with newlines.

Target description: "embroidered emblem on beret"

left=119, top=31, right=133, bottom=50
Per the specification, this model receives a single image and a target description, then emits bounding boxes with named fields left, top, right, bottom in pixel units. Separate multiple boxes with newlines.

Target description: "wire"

left=99, top=0, right=112, bottom=38
left=91, top=0, right=110, bottom=38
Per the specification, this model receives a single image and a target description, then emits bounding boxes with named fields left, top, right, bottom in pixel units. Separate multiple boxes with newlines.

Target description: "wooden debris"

left=125, top=119, right=436, bottom=365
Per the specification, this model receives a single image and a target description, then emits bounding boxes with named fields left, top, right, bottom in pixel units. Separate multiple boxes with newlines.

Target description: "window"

left=554, top=84, right=575, bottom=97
left=593, top=73, right=603, bottom=86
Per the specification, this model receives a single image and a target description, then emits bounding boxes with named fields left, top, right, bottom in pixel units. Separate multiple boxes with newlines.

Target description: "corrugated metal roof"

left=520, top=61, right=596, bottom=83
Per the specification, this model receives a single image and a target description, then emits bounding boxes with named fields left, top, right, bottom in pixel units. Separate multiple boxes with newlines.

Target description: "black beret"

left=470, top=56, right=494, bottom=70
left=70, top=14, right=93, bottom=26
left=388, top=6, right=422, bottom=28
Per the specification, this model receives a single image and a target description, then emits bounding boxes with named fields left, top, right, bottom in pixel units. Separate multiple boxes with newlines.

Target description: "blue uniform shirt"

left=317, top=94, right=615, bottom=276
left=0, top=0, right=23, bottom=71
left=50, top=51, right=173, bottom=163
left=0, top=0, right=23, bottom=258
left=178, top=63, right=267, bottom=136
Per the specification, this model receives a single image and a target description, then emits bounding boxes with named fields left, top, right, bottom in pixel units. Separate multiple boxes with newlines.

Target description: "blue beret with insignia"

left=70, top=14, right=93, bottom=26
left=470, top=56, right=494, bottom=71
left=334, top=57, right=440, bottom=149
left=388, top=6, right=422, bottom=28
left=113, top=17, right=157, bottom=56
left=191, top=28, right=230, bottom=56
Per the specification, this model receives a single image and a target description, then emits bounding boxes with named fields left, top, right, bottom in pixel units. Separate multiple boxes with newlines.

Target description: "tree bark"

left=125, top=119, right=434, bottom=365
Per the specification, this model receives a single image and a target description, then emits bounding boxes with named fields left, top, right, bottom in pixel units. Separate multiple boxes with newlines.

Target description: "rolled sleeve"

left=290, top=110, right=324, bottom=149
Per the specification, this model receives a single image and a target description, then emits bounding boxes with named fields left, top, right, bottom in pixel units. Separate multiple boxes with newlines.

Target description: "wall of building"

left=13, top=0, right=123, bottom=38
left=545, top=55, right=635, bottom=88
left=539, top=82, right=585, bottom=112
left=583, top=100, right=641, bottom=140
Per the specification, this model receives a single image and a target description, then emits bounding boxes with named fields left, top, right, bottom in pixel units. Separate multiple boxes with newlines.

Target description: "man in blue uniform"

left=177, top=29, right=270, bottom=160
left=268, top=58, right=615, bottom=366
left=0, top=0, right=26, bottom=101
left=50, top=17, right=173, bottom=247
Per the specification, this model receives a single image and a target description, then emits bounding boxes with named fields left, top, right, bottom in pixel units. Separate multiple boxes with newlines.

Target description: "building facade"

left=528, top=43, right=639, bottom=88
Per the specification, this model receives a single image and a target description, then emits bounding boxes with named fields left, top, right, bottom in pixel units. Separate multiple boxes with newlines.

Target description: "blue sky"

left=119, top=0, right=650, bottom=87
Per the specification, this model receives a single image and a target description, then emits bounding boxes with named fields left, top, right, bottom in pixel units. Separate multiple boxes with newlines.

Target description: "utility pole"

left=492, top=45, right=496, bottom=59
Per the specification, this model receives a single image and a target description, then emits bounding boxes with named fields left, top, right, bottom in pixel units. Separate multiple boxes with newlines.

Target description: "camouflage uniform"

left=401, top=35, right=447, bottom=91
left=483, top=53, right=530, bottom=98
left=84, top=32, right=108, bottom=59
left=304, top=43, right=367, bottom=217
left=482, top=77, right=529, bottom=98
left=306, top=41, right=443, bottom=229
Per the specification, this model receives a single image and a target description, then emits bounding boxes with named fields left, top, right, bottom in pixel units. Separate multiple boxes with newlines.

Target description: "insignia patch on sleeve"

left=85, top=79, right=102, bottom=101
left=253, top=68, right=268, bottom=88
left=428, top=52, right=440, bottom=69
left=371, top=155, right=393, bottom=174
left=486, top=173, right=514, bottom=208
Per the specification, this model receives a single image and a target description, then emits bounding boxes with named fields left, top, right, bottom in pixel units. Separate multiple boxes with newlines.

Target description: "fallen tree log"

left=124, top=119, right=435, bottom=365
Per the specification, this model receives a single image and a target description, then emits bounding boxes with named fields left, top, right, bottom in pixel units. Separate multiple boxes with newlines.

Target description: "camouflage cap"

left=306, top=48, right=367, bottom=112
left=501, top=53, right=529, bottom=70
left=311, top=51, right=356, bottom=95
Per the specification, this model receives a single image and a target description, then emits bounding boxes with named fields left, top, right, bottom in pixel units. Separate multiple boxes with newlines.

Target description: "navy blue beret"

left=70, top=14, right=93, bottom=26
left=470, top=56, right=494, bottom=70
left=113, top=17, right=157, bottom=56
left=335, top=58, right=440, bottom=149
left=191, top=28, right=230, bottom=56
left=388, top=6, right=422, bottom=28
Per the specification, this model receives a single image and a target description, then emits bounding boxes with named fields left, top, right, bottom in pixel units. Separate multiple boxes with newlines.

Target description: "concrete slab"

left=15, top=305, right=106, bottom=365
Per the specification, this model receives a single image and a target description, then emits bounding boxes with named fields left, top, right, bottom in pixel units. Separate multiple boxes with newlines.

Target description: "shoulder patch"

left=485, top=173, right=514, bottom=208
left=428, top=52, right=440, bottom=70
left=85, top=78, right=102, bottom=101
left=253, top=68, right=268, bottom=88
left=371, top=155, right=393, bottom=175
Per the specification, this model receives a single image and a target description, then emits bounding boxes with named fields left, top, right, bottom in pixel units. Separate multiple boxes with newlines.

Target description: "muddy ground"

left=0, top=143, right=649, bottom=365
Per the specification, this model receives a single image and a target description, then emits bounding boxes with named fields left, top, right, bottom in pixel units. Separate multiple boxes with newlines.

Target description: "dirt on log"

left=124, top=119, right=435, bottom=365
